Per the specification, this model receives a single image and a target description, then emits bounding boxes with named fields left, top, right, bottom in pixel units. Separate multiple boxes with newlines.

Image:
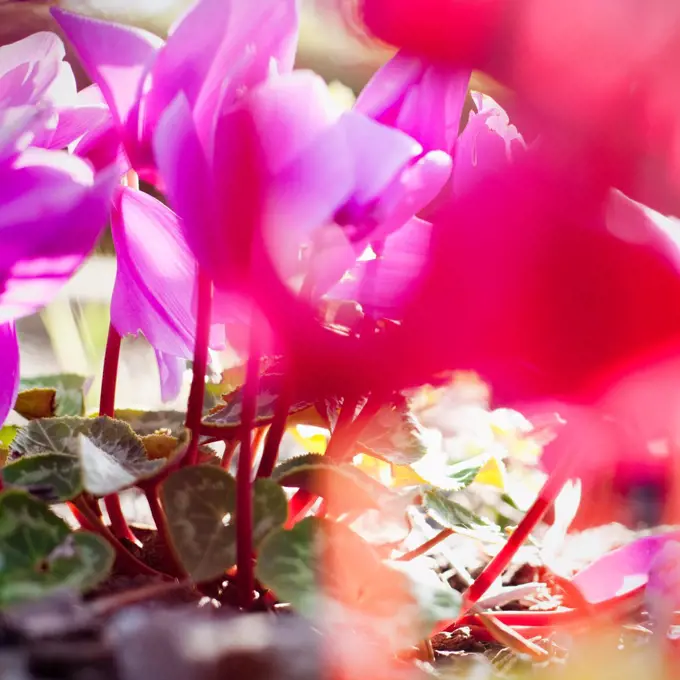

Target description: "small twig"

left=144, top=484, right=185, bottom=577
left=395, top=529, right=454, bottom=562
left=72, top=497, right=167, bottom=578
left=90, top=578, right=191, bottom=617
left=474, top=607, right=550, bottom=662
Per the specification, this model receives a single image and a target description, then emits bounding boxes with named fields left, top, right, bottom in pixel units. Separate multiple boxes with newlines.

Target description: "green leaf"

left=160, top=466, right=287, bottom=582
left=202, top=372, right=312, bottom=430
left=423, top=488, right=490, bottom=530
left=2, top=453, right=83, bottom=503
left=257, top=518, right=456, bottom=648
left=19, top=374, right=89, bottom=417
left=113, top=409, right=187, bottom=437
left=0, top=491, right=114, bottom=607
left=9, top=416, right=165, bottom=496
left=445, top=455, right=486, bottom=491
left=272, top=454, right=390, bottom=515
left=357, top=401, right=428, bottom=466
left=388, top=561, right=461, bottom=631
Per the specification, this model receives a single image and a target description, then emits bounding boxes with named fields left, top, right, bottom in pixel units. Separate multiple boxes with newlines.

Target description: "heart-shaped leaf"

left=9, top=416, right=165, bottom=496
left=114, top=409, right=187, bottom=437
left=0, top=491, right=114, bottom=607
left=423, top=488, right=491, bottom=530
left=13, top=388, right=57, bottom=420
left=356, top=401, right=428, bottom=466
left=256, top=518, right=454, bottom=646
left=202, top=372, right=312, bottom=430
left=160, top=466, right=287, bottom=582
left=272, top=454, right=390, bottom=515
left=19, top=374, right=89, bottom=417
left=388, top=561, right=462, bottom=631
left=2, top=453, right=83, bottom=502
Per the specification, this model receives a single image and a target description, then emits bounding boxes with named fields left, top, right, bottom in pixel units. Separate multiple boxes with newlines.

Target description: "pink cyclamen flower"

left=359, top=0, right=680, bottom=218
left=152, top=68, right=454, bottom=362
left=52, top=0, right=300, bottom=181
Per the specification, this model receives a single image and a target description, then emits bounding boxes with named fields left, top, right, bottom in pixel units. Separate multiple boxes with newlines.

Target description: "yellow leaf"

left=473, top=455, right=506, bottom=489
left=14, top=388, right=56, bottom=420
left=287, top=405, right=328, bottom=429
left=0, top=446, right=7, bottom=468
left=290, top=426, right=328, bottom=454
left=389, top=464, right=428, bottom=488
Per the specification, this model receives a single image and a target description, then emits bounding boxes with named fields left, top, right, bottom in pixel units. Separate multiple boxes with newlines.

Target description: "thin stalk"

left=144, top=484, right=185, bottom=577
left=257, top=381, right=292, bottom=478
left=71, top=498, right=166, bottom=578
left=221, top=439, right=239, bottom=470
left=236, top=340, right=261, bottom=609
left=460, top=454, right=575, bottom=615
left=286, top=394, right=383, bottom=523
left=99, top=323, right=138, bottom=545
left=395, top=528, right=454, bottom=562
left=184, top=270, right=213, bottom=467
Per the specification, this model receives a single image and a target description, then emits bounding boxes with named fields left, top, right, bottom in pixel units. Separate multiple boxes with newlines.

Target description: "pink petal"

left=0, top=150, right=117, bottom=322
left=0, top=322, right=19, bottom=427
left=327, top=217, right=433, bottom=318
left=356, top=50, right=471, bottom=154
left=153, top=93, right=218, bottom=279
left=572, top=532, right=680, bottom=604
left=155, top=350, right=185, bottom=403
left=51, top=8, right=162, bottom=129
left=0, top=33, right=66, bottom=108
left=452, top=93, right=525, bottom=198
left=110, top=186, right=224, bottom=362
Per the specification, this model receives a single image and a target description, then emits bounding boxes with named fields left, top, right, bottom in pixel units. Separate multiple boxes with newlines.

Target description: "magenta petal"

left=572, top=532, right=680, bottom=604
left=327, top=217, right=432, bottom=318
left=49, top=104, right=110, bottom=151
left=51, top=8, right=163, bottom=129
left=155, top=350, right=185, bottom=403
left=0, top=150, right=116, bottom=322
left=0, top=33, right=66, bottom=108
left=369, top=149, right=452, bottom=243
left=0, top=322, right=19, bottom=427
left=110, top=186, right=223, bottom=361
left=338, top=110, right=421, bottom=204
left=154, top=93, right=218, bottom=277
left=452, top=93, right=525, bottom=198
left=356, top=50, right=470, bottom=154
left=0, top=107, right=55, bottom=163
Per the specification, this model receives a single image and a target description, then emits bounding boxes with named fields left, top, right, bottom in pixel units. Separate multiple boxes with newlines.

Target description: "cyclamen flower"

left=52, top=0, right=300, bottom=180
left=358, top=0, right=680, bottom=217
left=0, top=33, right=116, bottom=425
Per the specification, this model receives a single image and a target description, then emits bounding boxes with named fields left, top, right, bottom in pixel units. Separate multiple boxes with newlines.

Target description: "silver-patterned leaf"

left=9, top=416, right=164, bottom=496
left=0, top=491, right=114, bottom=607
left=2, top=453, right=83, bottom=503
left=161, top=466, right=287, bottom=582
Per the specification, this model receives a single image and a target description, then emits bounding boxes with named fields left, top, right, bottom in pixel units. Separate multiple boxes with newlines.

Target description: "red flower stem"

left=285, top=490, right=318, bottom=528
left=184, top=270, right=213, bottom=467
left=285, top=394, right=383, bottom=524
left=459, top=455, right=575, bottom=616
left=395, top=528, right=454, bottom=562
left=221, top=439, right=239, bottom=470
left=99, top=323, right=139, bottom=545
left=99, top=324, right=121, bottom=417
left=144, top=484, right=185, bottom=577
left=236, top=339, right=261, bottom=609
left=71, top=498, right=166, bottom=578
left=256, top=382, right=292, bottom=478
